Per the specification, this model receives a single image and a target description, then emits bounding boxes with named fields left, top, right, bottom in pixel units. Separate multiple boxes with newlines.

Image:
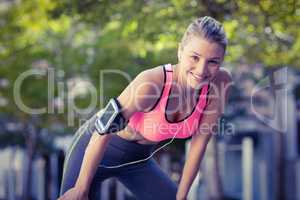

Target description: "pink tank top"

left=127, top=64, right=210, bottom=142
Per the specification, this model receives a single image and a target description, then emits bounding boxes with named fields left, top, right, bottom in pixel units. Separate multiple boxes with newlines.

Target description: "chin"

left=187, top=74, right=209, bottom=89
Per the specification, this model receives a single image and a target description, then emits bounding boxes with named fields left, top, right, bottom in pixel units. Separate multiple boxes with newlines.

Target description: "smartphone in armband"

left=95, top=98, right=127, bottom=135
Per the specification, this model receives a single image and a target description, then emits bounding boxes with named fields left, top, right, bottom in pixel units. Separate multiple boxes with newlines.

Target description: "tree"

left=0, top=0, right=299, bottom=199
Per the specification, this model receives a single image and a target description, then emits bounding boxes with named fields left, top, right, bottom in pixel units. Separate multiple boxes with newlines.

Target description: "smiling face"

left=177, top=35, right=225, bottom=90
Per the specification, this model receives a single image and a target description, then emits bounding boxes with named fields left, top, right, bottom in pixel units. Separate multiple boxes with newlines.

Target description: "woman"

left=58, top=16, right=232, bottom=200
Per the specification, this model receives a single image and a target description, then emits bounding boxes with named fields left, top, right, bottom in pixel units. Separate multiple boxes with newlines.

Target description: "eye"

left=191, top=55, right=199, bottom=62
left=208, top=60, right=219, bottom=65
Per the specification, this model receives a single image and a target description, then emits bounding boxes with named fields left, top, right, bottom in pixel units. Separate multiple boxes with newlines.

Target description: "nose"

left=194, top=61, right=209, bottom=77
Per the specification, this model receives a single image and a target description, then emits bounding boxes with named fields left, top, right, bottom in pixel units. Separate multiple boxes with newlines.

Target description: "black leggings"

left=60, top=114, right=178, bottom=200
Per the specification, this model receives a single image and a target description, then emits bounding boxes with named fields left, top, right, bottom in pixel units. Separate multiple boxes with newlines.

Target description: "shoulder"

left=117, top=64, right=166, bottom=117
left=214, top=67, right=233, bottom=84
left=137, top=65, right=165, bottom=84
left=131, top=65, right=165, bottom=99
left=206, top=67, right=233, bottom=113
left=209, top=67, right=233, bottom=94
left=134, top=65, right=166, bottom=111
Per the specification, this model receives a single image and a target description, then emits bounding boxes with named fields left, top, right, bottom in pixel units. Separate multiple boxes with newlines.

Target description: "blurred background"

left=0, top=0, right=299, bottom=199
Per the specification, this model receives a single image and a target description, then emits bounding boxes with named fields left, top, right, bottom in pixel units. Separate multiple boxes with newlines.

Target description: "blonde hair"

left=180, top=16, right=227, bottom=51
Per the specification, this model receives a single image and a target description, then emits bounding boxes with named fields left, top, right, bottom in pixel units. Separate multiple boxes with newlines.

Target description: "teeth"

left=191, top=73, right=202, bottom=79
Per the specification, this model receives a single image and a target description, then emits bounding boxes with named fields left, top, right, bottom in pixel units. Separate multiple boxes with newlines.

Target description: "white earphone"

left=98, top=131, right=178, bottom=169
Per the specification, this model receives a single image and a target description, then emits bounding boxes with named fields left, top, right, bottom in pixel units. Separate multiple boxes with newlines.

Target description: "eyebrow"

left=191, top=51, right=221, bottom=60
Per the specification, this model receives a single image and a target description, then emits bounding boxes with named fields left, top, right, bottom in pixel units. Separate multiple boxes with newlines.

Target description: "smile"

left=190, top=72, right=206, bottom=81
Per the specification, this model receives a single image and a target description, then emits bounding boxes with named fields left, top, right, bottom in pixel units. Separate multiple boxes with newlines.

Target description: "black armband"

left=95, top=98, right=128, bottom=135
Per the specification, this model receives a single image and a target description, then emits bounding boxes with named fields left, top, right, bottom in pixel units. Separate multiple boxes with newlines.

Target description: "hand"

left=58, top=187, right=89, bottom=200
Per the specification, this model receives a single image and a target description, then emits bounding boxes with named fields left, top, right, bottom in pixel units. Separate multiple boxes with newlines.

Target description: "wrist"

left=176, top=186, right=189, bottom=200
left=176, top=195, right=187, bottom=200
left=176, top=192, right=187, bottom=200
left=75, top=182, right=89, bottom=195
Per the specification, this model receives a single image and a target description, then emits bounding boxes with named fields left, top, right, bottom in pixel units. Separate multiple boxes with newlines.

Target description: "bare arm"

left=74, top=130, right=112, bottom=192
left=176, top=129, right=212, bottom=199
left=59, top=67, right=164, bottom=198
left=176, top=69, right=233, bottom=199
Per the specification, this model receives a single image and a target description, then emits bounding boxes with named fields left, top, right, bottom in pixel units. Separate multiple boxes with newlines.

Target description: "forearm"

left=75, top=132, right=111, bottom=192
left=177, top=148, right=203, bottom=197
left=177, top=135, right=211, bottom=198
